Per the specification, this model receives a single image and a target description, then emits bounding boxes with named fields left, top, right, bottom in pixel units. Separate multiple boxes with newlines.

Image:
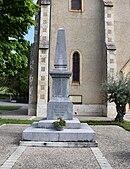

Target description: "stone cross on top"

left=47, top=28, right=73, bottom=120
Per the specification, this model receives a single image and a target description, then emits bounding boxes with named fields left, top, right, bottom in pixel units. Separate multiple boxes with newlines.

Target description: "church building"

left=28, top=0, right=130, bottom=117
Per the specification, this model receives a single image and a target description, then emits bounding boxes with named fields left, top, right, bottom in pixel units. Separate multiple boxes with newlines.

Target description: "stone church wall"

left=28, top=0, right=130, bottom=117
left=113, top=0, right=130, bottom=72
left=49, top=0, right=107, bottom=116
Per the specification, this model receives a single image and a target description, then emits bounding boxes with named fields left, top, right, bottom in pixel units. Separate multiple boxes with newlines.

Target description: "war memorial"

left=21, top=28, right=97, bottom=147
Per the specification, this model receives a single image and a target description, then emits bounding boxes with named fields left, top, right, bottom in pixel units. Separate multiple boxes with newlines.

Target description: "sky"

left=25, top=26, right=34, bottom=44
left=24, top=0, right=37, bottom=43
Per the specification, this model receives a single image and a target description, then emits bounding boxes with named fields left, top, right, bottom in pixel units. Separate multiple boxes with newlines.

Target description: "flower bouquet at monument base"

left=53, top=117, right=66, bottom=131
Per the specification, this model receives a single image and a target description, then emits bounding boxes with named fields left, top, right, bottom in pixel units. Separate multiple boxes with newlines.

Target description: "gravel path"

left=12, top=147, right=100, bottom=169
left=0, top=124, right=27, bottom=166
left=0, top=101, right=30, bottom=120
left=0, top=124, right=130, bottom=169
left=92, top=125, right=130, bottom=169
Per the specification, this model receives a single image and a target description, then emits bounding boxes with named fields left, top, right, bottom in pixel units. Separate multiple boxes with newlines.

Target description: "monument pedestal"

left=21, top=120, right=97, bottom=147
left=21, top=118, right=97, bottom=147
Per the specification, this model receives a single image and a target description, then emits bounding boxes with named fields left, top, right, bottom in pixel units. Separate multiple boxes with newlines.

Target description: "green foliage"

left=0, top=43, right=30, bottom=102
left=0, top=0, right=39, bottom=76
left=53, top=118, right=66, bottom=128
left=0, top=0, right=39, bottom=101
left=0, top=94, right=10, bottom=99
left=0, top=118, right=38, bottom=124
left=120, top=122, right=130, bottom=131
left=0, top=0, right=38, bottom=36
left=81, top=120, right=119, bottom=125
left=102, top=72, right=130, bottom=122
left=102, top=73, right=130, bottom=105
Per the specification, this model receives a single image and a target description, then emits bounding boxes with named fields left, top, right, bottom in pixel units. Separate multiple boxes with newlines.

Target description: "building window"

left=71, top=0, right=82, bottom=10
left=72, top=52, right=80, bottom=83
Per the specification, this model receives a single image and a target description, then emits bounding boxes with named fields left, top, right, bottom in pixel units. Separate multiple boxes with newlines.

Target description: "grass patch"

left=81, top=120, right=130, bottom=131
left=119, top=122, right=130, bottom=131
left=0, top=119, right=129, bottom=131
left=0, top=106, right=21, bottom=111
left=0, top=118, right=38, bottom=124
left=81, top=120, right=119, bottom=125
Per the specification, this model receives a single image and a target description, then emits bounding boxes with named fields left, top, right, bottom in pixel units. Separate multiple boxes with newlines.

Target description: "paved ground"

left=0, top=101, right=31, bottom=120
left=0, top=101, right=130, bottom=169
left=0, top=124, right=27, bottom=167
left=92, top=126, right=130, bottom=169
left=0, top=124, right=130, bottom=169
left=13, top=147, right=100, bottom=169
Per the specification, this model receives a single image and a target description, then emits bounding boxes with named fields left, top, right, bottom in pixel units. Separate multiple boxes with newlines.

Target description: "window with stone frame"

left=72, top=51, right=80, bottom=83
left=71, top=0, right=82, bottom=10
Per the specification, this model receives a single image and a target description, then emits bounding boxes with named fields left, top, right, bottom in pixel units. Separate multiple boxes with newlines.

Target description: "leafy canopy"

left=0, top=0, right=39, bottom=76
left=102, top=73, right=130, bottom=105
left=0, top=42, right=31, bottom=102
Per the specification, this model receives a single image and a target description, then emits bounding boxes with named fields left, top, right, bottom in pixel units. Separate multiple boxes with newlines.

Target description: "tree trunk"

left=115, top=103, right=126, bottom=122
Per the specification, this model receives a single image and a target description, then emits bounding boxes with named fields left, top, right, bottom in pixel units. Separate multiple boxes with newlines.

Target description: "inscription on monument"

left=53, top=105, right=67, bottom=117
left=55, top=112, right=65, bottom=118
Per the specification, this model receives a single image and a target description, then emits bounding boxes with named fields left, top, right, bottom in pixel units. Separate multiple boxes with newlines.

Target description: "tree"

left=0, top=42, right=31, bottom=102
left=102, top=73, right=130, bottom=122
left=0, top=0, right=39, bottom=77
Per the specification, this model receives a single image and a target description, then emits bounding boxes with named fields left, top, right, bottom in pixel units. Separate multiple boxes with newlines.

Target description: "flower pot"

left=55, top=126, right=64, bottom=131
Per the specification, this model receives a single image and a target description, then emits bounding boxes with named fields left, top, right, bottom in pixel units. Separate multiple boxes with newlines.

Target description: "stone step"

left=22, top=123, right=96, bottom=143
left=20, top=141, right=98, bottom=148
left=37, top=118, right=81, bottom=129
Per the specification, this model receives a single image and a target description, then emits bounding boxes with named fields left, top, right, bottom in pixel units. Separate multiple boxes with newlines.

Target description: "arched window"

left=72, top=52, right=80, bottom=83
left=71, top=0, right=82, bottom=10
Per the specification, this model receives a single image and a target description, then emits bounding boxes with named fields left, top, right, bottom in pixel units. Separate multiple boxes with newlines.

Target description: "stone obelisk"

left=47, top=28, right=73, bottom=120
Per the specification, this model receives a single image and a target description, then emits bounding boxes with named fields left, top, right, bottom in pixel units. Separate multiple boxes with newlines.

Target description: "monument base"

left=47, top=98, right=73, bottom=120
left=38, top=118, right=81, bottom=129
left=22, top=121, right=97, bottom=147
left=20, top=141, right=97, bottom=148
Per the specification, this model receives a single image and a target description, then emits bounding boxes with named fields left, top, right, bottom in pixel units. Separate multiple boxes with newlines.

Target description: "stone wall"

left=36, top=1, right=50, bottom=116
